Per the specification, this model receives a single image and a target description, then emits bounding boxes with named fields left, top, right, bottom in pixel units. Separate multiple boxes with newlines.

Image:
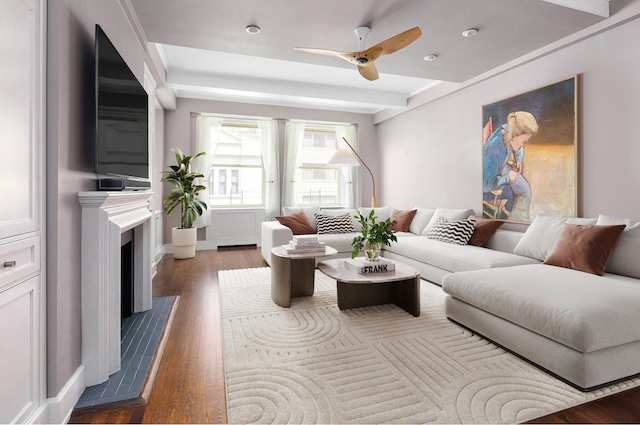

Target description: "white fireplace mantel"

left=78, top=190, right=153, bottom=386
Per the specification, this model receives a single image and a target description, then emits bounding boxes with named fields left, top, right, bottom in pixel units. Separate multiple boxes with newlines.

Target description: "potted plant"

left=161, top=148, right=208, bottom=259
left=351, top=210, right=398, bottom=261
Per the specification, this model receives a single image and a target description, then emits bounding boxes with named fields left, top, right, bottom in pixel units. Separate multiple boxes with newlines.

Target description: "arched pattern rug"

left=219, top=267, right=639, bottom=424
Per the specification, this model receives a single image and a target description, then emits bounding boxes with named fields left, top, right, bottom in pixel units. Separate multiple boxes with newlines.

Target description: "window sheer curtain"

left=193, top=115, right=223, bottom=228
left=259, top=120, right=280, bottom=220
left=336, top=124, right=359, bottom=208
left=282, top=121, right=306, bottom=208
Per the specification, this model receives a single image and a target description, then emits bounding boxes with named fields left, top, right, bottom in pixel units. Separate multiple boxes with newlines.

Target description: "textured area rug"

left=219, top=268, right=640, bottom=424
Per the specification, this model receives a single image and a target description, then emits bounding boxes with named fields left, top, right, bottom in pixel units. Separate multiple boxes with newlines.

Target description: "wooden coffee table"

left=270, top=245, right=338, bottom=307
left=317, top=258, right=420, bottom=316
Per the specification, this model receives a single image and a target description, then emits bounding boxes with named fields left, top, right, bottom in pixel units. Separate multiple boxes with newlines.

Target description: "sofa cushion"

left=384, top=235, right=538, bottom=273
left=596, top=215, right=640, bottom=279
left=275, top=209, right=315, bottom=235
left=390, top=209, right=417, bottom=232
left=315, top=213, right=356, bottom=234
left=543, top=223, right=626, bottom=275
left=409, top=207, right=435, bottom=235
left=358, top=206, right=392, bottom=222
left=425, top=216, right=475, bottom=245
left=316, top=232, right=359, bottom=253
left=442, top=264, right=640, bottom=353
left=283, top=206, right=320, bottom=232
left=514, top=215, right=598, bottom=261
left=468, top=215, right=503, bottom=247
left=421, top=207, right=474, bottom=236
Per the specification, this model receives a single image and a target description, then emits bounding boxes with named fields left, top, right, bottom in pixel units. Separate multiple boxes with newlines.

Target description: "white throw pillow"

left=596, top=214, right=640, bottom=278
left=421, top=207, right=474, bottom=236
left=409, top=207, right=435, bottom=235
left=321, top=208, right=360, bottom=232
left=282, top=206, right=320, bottom=232
left=513, top=215, right=598, bottom=261
left=358, top=206, right=392, bottom=223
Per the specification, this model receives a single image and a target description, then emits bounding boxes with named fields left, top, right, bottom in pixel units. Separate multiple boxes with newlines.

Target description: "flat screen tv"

left=95, top=24, right=149, bottom=180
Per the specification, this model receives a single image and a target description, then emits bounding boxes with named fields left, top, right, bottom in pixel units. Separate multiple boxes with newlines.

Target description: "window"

left=210, top=122, right=265, bottom=207
left=293, top=127, right=343, bottom=207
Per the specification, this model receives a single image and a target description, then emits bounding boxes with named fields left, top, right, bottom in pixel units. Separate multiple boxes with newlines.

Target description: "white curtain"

left=282, top=121, right=306, bottom=208
left=336, top=124, right=359, bottom=208
left=259, top=120, right=280, bottom=220
left=193, top=115, right=223, bottom=228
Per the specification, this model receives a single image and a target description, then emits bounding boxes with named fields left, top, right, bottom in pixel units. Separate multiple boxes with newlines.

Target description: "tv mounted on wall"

left=95, top=24, right=150, bottom=190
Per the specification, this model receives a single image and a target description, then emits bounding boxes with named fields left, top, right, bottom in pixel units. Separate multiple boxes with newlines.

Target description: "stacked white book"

left=282, top=235, right=326, bottom=255
left=344, top=257, right=396, bottom=274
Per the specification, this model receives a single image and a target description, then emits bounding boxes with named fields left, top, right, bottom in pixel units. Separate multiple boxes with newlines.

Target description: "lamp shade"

left=327, top=148, right=360, bottom=166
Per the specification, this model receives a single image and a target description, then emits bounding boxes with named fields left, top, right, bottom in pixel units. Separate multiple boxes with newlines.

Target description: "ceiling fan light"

left=246, top=25, right=261, bottom=34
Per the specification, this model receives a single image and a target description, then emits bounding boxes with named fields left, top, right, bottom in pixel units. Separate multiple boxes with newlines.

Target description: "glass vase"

left=363, top=240, right=381, bottom=261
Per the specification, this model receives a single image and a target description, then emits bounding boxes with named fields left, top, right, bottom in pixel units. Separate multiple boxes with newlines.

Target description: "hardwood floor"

left=69, top=247, right=640, bottom=424
left=69, top=247, right=266, bottom=424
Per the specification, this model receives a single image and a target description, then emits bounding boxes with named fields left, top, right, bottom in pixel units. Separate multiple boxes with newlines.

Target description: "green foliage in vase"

left=161, top=147, right=208, bottom=229
left=351, top=209, right=397, bottom=259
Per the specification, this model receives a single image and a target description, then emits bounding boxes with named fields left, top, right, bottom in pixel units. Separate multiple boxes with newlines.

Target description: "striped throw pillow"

left=426, top=216, right=476, bottom=245
left=315, top=213, right=356, bottom=234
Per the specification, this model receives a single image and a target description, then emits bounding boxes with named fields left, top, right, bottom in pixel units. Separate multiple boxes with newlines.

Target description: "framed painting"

left=481, top=76, right=578, bottom=223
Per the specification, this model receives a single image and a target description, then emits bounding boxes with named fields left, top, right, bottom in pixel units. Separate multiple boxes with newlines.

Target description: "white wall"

left=162, top=98, right=376, bottom=244
left=376, top=16, right=640, bottom=222
left=46, top=0, right=166, bottom=396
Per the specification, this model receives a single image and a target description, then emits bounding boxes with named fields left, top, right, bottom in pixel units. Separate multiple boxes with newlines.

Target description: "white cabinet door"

left=0, top=276, right=42, bottom=424
left=0, top=0, right=39, bottom=239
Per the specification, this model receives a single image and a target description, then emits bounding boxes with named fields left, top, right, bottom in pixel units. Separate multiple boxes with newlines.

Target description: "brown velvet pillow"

left=543, top=223, right=626, bottom=275
left=276, top=209, right=315, bottom=235
left=390, top=209, right=417, bottom=232
left=468, top=215, right=503, bottom=246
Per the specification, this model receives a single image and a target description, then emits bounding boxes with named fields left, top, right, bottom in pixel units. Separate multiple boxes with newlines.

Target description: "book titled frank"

left=344, top=257, right=395, bottom=274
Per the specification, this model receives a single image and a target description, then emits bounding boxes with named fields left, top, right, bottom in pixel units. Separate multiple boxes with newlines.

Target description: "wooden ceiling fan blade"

left=294, top=47, right=352, bottom=58
left=357, top=63, right=379, bottom=81
left=371, top=26, right=422, bottom=56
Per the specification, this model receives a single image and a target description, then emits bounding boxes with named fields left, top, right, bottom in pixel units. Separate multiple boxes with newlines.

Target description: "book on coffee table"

left=282, top=241, right=326, bottom=255
left=344, top=257, right=395, bottom=274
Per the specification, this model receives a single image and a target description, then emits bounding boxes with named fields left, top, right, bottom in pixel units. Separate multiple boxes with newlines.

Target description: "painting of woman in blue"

left=483, top=111, right=539, bottom=221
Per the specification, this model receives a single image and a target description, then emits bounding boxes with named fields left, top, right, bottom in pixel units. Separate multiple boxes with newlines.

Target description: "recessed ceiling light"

left=424, top=54, right=437, bottom=61
left=246, top=25, right=261, bottom=34
left=462, top=28, right=478, bottom=38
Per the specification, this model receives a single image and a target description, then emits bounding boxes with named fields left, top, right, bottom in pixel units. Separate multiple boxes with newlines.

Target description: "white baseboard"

left=163, top=242, right=217, bottom=253
left=197, top=241, right=218, bottom=251
left=32, top=365, right=85, bottom=424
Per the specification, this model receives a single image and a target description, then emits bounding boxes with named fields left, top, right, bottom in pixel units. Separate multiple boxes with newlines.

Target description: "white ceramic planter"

left=172, top=227, right=197, bottom=259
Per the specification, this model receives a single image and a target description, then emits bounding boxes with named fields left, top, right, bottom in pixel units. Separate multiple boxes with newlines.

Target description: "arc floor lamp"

left=327, top=137, right=377, bottom=207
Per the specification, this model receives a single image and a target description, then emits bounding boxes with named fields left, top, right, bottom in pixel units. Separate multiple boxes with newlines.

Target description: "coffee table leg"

left=271, top=255, right=316, bottom=307
left=392, top=276, right=421, bottom=317
left=336, top=280, right=390, bottom=310
left=336, top=277, right=420, bottom=317
left=290, top=258, right=315, bottom=298
left=271, top=253, right=292, bottom=307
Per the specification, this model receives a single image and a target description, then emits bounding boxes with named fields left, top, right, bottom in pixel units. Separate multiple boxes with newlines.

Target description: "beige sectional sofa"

left=261, top=207, right=640, bottom=390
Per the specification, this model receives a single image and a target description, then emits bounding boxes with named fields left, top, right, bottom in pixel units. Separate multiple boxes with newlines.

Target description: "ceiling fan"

left=294, top=26, right=422, bottom=81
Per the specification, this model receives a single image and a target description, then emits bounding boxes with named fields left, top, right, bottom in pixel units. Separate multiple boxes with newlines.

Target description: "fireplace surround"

left=78, top=191, right=153, bottom=386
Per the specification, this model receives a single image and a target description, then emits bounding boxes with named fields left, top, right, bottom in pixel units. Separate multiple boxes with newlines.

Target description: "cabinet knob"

left=3, top=261, right=16, bottom=268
